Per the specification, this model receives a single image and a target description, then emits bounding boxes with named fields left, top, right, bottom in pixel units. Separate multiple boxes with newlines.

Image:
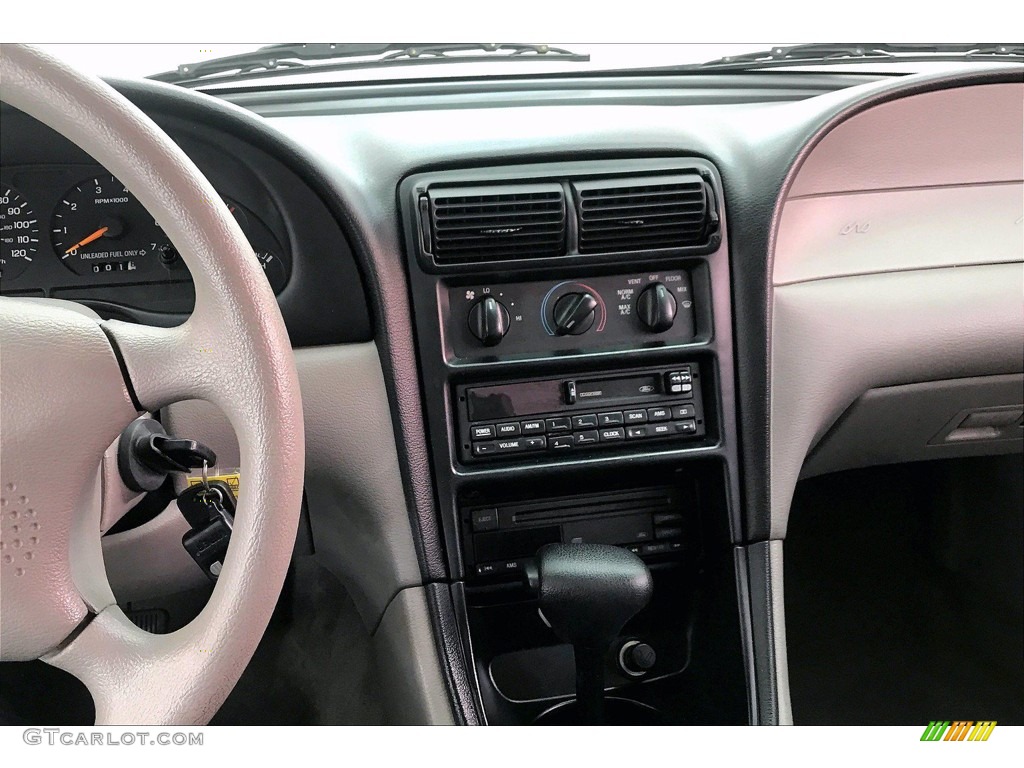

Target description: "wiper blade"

left=150, top=43, right=590, bottom=86
left=692, top=42, right=1024, bottom=71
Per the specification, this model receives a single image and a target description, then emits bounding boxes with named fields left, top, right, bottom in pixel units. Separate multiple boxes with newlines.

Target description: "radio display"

left=466, top=380, right=564, bottom=421
left=465, top=372, right=667, bottom=422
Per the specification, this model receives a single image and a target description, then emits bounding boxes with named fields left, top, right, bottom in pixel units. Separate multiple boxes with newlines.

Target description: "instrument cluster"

left=1, top=164, right=290, bottom=312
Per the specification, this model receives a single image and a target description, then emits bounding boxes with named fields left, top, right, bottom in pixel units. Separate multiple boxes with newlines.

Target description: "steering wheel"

left=0, top=45, right=304, bottom=724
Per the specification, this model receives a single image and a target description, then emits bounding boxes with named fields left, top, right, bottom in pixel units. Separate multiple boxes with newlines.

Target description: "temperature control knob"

left=552, top=291, right=598, bottom=336
left=467, top=295, right=510, bottom=346
left=636, top=283, right=677, bottom=333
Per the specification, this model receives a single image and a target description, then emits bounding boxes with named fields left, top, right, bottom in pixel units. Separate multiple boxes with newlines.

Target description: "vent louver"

left=572, top=174, right=714, bottom=254
left=426, top=183, right=567, bottom=264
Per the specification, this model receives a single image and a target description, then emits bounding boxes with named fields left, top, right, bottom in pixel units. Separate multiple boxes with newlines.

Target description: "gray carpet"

left=785, top=456, right=1024, bottom=725
left=212, top=555, right=384, bottom=724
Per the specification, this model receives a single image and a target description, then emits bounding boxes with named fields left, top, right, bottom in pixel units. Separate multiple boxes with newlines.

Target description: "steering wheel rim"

left=0, top=44, right=304, bottom=724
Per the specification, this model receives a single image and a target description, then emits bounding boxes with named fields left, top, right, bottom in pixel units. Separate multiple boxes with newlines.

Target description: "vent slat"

left=436, top=234, right=565, bottom=247
left=580, top=199, right=706, bottom=215
left=580, top=224, right=706, bottom=238
left=572, top=174, right=712, bottom=254
left=581, top=225, right=704, bottom=239
left=579, top=182, right=703, bottom=196
left=581, top=213, right=706, bottom=227
left=427, top=183, right=566, bottom=263
left=580, top=231, right=703, bottom=246
left=436, top=197, right=562, bottom=208
left=580, top=189, right=703, bottom=203
left=435, top=212, right=566, bottom=228
left=580, top=211, right=707, bottom=226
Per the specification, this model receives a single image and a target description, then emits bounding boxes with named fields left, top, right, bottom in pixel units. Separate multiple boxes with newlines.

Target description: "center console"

left=400, top=158, right=750, bottom=724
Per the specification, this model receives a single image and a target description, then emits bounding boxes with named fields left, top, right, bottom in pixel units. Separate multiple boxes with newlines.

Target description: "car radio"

left=455, top=364, right=707, bottom=463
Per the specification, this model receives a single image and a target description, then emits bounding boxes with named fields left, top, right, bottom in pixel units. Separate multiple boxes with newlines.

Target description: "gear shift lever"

left=525, top=543, right=653, bottom=724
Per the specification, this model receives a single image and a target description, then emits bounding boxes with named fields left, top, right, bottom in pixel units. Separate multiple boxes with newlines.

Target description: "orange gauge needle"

left=65, top=226, right=109, bottom=254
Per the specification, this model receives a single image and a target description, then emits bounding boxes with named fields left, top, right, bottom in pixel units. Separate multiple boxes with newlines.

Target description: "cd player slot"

left=507, top=488, right=675, bottom=526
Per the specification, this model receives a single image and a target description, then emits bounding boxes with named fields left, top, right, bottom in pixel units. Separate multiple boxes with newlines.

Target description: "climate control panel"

left=444, top=269, right=697, bottom=360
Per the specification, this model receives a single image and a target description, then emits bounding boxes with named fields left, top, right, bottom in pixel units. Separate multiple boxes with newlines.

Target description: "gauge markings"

left=50, top=173, right=162, bottom=277
left=0, top=186, right=40, bottom=281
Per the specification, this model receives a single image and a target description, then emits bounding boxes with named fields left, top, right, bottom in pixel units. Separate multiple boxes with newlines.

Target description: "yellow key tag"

left=186, top=468, right=240, bottom=496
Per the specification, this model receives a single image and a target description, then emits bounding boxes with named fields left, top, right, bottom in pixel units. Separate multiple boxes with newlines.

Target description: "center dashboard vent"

left=572, top=174, right=716, bottom=254
left=424, top=183, right=567, bottom=264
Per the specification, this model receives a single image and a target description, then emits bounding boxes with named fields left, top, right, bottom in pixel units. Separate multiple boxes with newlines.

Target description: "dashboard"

left=2, top=62, right=1020, bottom=727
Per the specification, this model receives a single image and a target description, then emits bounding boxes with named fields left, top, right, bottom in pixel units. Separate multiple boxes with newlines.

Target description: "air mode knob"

left=552, top=291, right=598, bottom=336
left=468, top=295, right=510, bottom=346
left=636, top=282, right=677, bottom=333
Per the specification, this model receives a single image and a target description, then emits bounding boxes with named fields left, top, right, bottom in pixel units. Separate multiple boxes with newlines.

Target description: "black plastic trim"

left=733, top=545, right=760, bottom=725
left=99, top=322, right=143, bottom=412
left=742, top=541, right=779, bottom=724
left=425, top=582, right=481, bottom=725
left=403, top=160, right=721, bottom=275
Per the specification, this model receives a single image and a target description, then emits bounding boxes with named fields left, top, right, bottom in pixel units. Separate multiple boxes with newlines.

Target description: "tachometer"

left=51, top=174, right=166, bottom=277
left=0, top=185, right=40, bottom=282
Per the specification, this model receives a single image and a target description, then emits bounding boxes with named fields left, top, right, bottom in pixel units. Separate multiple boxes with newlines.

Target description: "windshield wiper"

left=690, top=43, right=1023, bottom=71
left=150, top=43, right=590, bottom=87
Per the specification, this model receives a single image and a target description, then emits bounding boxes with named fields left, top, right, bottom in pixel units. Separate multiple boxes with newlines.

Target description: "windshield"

left=34, top=43, right=1015, bottom=88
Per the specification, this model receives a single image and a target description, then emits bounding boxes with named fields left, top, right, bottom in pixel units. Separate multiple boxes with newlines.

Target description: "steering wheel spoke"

left=102, top=318, right=220, bottom=411
left=44, top=603, right=234, bottom=725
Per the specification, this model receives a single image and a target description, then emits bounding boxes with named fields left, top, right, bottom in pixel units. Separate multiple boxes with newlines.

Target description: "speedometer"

left=0, top=185, right=40, bottom=282
left=50, top=174, right=167, bottom=277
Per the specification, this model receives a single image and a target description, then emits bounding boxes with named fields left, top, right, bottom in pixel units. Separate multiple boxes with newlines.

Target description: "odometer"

left=51, top=174, right=166, bottom=277
left=0, top=185, right=39, bottom=282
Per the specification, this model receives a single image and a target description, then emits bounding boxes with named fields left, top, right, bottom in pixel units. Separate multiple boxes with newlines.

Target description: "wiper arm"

left=692, top=42, right=1023, bottom=71
left=150, top=43, right=590, bottom=86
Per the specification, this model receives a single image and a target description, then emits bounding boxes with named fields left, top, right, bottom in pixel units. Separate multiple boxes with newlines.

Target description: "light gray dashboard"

left=770, top=82, right=1024, bottom=539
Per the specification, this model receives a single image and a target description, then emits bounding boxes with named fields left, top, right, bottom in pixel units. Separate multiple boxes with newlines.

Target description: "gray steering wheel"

left=0, top=44, right=305, bottom=724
